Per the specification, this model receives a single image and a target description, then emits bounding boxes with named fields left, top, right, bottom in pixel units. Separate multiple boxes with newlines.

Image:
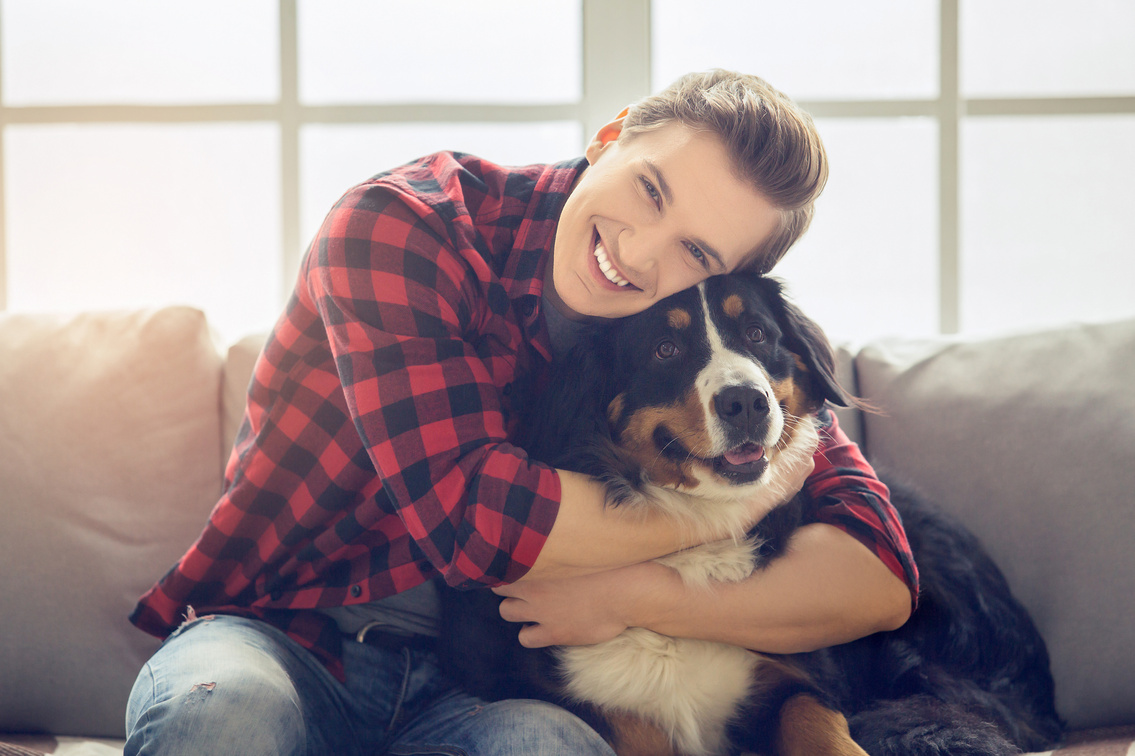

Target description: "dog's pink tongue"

left=724, top=444, right=765, bottom=466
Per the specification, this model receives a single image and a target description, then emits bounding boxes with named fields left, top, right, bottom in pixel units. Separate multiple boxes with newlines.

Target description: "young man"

left=125, top=70, right=917, bottom=755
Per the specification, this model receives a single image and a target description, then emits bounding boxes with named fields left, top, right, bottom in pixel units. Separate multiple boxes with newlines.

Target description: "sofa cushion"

left=0, top=308, right=224, bottom=738
left=856, top=318, right=1135, bottom=730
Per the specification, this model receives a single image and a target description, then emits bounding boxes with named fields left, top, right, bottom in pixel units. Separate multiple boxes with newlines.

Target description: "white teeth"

left=594, top=238, right=630, bottom=287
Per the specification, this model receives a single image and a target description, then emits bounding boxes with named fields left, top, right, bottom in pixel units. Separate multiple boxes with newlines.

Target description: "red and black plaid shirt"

left=131, top=152, right=918, bottom=680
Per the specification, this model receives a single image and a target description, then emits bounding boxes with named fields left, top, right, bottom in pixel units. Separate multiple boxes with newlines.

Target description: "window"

left=2, top=0, right=1132, bottom=344
left=0, top=0, right=590, bottom=343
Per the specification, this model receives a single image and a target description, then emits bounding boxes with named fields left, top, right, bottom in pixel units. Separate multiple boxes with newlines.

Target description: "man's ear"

left=585, top=106, right=630, bottom=164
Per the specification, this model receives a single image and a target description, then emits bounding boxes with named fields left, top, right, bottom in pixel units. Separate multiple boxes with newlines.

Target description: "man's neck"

left=542, top=253, right=591, bottom=323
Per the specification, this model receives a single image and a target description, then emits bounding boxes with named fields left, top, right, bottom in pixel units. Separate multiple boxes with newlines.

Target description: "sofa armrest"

left=0, top=308, right=225, bottom=738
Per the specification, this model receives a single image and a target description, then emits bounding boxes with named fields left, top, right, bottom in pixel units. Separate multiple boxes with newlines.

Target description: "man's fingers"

left=497, top=595, right=555, bottom=647
left=497, top=596, right=530, bottom=624
left=517, top=623, right=553, bottom=648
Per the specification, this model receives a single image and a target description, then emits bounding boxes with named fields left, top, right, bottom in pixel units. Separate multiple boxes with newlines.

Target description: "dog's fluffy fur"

left=437, top=273, right=1063, bottom=756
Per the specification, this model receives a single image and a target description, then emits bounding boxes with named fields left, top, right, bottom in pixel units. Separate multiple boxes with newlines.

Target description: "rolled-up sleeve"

left=803, top=408, right=920, bottom=607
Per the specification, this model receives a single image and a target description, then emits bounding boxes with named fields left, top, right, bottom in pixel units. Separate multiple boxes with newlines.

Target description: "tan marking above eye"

left=667, top=308, right=692, bottom=329
left=723, top=294, right=744, bottom=319
left=607, top=393, right=626, bottom=424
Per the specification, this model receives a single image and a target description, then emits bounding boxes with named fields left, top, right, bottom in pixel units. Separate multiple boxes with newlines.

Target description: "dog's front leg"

left=603, top=710, right=679, bottom=756
left=737, top=655, right=867, bottom=756
left=774, top=694, right=868, bottom=756
left=654, top=537, right=758, bottom=586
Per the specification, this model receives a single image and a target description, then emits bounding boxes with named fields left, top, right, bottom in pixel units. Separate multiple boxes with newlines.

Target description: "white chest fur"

left=556, top=538, right=761, bottom=756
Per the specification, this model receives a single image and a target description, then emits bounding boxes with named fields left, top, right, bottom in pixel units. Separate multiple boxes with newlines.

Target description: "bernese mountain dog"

left=437, top=272, right=1063, bottom=756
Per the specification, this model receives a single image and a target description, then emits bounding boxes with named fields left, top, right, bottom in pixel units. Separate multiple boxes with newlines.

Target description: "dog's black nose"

left=714, top=386, right=770, bottom=433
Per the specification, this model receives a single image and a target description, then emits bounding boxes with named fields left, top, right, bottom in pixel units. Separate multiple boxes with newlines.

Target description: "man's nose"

left=616, top=226, right=663, bottom=273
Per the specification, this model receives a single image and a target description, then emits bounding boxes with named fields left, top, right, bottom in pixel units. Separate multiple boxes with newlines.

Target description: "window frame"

left=0, top=0, right=1132, bottom=334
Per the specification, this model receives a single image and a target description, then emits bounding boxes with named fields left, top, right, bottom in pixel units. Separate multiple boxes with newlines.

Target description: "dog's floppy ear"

left=761, top=277, right=851, bottom=410
left=515, top=326, right=649, bottom=506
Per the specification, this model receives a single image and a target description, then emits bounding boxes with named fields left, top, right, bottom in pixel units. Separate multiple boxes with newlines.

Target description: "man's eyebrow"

left=691, top=235, right=727, bottom=272
left=643, top=158, right=727, bottom=272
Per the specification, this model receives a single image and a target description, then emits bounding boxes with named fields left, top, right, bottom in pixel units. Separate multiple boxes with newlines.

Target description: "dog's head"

left=545, top=273, right=849, bottom=506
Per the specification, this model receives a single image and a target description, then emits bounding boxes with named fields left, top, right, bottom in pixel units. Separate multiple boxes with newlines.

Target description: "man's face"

left=547, top=121, right=781, bottom=321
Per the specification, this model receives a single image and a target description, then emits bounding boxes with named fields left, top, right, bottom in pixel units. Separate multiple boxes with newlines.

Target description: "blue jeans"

left=125, top=614, right=614, bottom=756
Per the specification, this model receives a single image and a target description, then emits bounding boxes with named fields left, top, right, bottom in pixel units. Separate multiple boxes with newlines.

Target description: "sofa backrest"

left=222, top=332, right=268, bottom=457
left=855, top=318, right=1135, bottom=730
left=218, top=320, right=1135, bottom=729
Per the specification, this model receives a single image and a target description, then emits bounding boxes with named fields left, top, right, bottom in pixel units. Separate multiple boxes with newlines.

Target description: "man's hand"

left=492, top=562, right=664, bottom=647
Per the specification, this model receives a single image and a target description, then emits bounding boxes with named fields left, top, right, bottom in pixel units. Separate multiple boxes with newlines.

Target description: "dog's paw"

left=656, top=538, right=758, bottom=586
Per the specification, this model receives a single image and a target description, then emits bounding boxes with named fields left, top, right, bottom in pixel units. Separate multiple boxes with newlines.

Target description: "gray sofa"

left=1, top=306, right=1133, bottom=754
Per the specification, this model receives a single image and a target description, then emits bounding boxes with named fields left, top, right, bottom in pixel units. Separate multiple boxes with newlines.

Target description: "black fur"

left=436, top=272, right=1063, bottom=755
left=721, top=476, right=1064, bottom=756
left=801, top=477, right=1064, bottom=755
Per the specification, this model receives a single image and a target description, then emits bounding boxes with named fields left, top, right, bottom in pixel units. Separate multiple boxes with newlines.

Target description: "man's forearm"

left=522, top=445, right=817, bottom=583
left=522, top=463, right=812, bottom=583
left=521, top=470, right=694, bottom=581
left=633, top=523, right=912, bottom=653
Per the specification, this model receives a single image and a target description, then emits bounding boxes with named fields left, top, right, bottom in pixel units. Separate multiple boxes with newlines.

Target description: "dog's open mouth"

left=712, top=442, right=768, bottom=482
left=654, top=426, right=769, bottom=484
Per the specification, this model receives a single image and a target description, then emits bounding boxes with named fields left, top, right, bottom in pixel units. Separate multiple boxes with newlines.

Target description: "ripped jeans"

left=125, top=614, right=614, bottom=756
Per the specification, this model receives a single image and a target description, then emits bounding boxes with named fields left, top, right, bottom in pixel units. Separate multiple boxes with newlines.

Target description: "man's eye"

left=686, top=243, right=706, bottom=264
left=640, top=177, right=661, bottom=208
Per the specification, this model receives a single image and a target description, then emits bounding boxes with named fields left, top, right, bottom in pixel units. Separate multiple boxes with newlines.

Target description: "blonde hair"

left=621, top=69, right=828, bottom=272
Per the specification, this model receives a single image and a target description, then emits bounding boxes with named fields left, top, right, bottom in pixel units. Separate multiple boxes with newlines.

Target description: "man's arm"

left=499, top=411, right=917, bottom=646
left=495, top=522, right=911, bottom=651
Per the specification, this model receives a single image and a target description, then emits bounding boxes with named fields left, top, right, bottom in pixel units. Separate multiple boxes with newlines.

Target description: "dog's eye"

left=745, top=326, right=766, bottom=343
left=655, top=340, right=680, bottom=360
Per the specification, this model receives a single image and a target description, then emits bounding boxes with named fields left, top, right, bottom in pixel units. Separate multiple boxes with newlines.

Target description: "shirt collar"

left=502, top=156, right=588, bottom=303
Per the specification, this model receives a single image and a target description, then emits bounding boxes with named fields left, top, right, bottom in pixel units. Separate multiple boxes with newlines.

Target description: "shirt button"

left=503, top=383, right=513, bottom=396
left=521, top=299, right=538, bottom=319
left=350, top=585, right=362, bottom=598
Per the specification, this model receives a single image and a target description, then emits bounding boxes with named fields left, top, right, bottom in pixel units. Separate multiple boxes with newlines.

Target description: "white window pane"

left=962, top=0, right=1135, bottom=97
left=961, top=116, right=1135, bottom=335
left=652, top=0, right=938, bottom=100
left=0, top=0, right=279, bottom=105
left=5, top=124, right=282, bottom=344
left=298, top=0, right=581, bottom=105
left=299, top=121, right=583, bottom=249
left=773, top=118, right=939, bottom=343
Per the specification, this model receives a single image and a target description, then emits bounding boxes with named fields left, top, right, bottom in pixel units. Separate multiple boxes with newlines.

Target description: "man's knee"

left=474, top=699, right=614, bottom=755
left=128, top=664, right=307, bottom=755
left=125, top=619, right=309, bottom=755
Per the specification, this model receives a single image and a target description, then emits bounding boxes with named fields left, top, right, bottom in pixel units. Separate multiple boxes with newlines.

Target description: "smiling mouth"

left=593, top=229, right=638, bottom=289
